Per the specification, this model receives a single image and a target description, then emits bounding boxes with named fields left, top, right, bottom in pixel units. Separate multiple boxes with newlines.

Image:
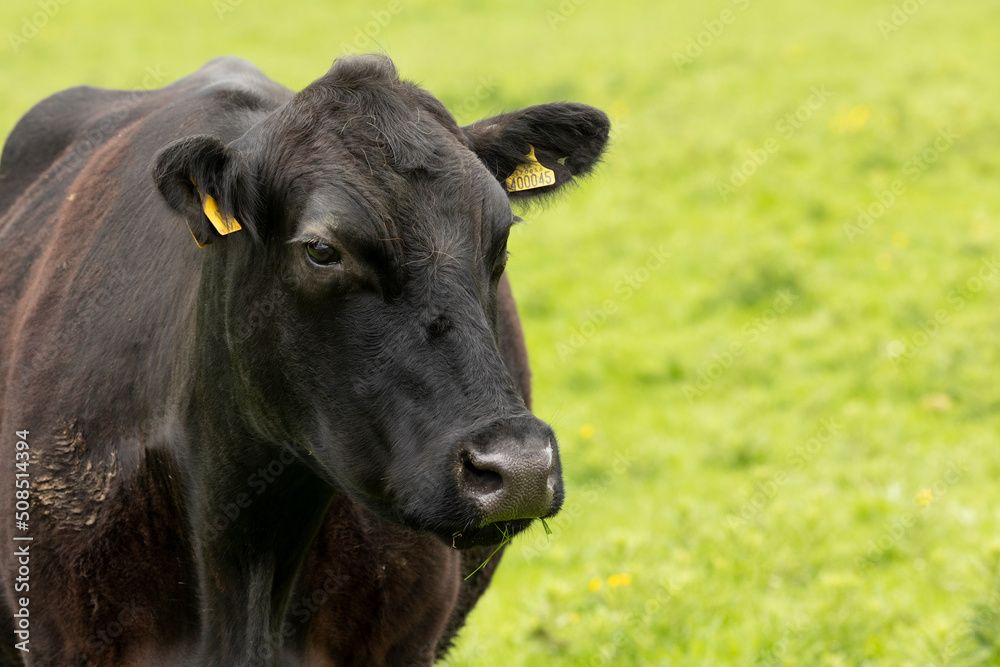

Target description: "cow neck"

left=186, top=252, right=336, bottom=665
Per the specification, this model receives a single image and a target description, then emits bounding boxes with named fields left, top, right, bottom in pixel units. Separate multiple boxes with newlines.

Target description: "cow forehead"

left=259, top=60, right=512, bottom=262
left=278, top=61, right=468, bottom=176
left=291, top=154, right=510, bottom=264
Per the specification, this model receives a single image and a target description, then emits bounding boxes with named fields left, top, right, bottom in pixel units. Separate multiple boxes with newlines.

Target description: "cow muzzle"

left=457, top=416, right=562, bottom=527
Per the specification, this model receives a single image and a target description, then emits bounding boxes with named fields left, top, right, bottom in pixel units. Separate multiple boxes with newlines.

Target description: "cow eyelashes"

left=305, top=241, right=342, bottom=266
left=492, top=246, right=509, bottom=278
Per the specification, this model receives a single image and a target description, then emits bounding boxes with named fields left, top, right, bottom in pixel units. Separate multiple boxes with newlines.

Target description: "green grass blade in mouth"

left=464, top=525, right=512, bottom=581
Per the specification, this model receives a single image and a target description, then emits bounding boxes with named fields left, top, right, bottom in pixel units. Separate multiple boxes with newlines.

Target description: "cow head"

left=152, top=56, right=609, bottom=548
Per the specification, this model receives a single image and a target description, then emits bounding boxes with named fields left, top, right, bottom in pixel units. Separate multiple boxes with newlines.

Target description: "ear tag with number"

left=198, top=188, right=242, bottom=236
left=504, top=145, right=556, bottom=192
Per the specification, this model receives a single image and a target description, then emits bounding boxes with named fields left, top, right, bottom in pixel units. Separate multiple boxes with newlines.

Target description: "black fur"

left=0, top=55, right=609, bottom=666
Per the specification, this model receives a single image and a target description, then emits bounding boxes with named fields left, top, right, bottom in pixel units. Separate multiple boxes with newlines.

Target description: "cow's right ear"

left=462, top=103, right=610, bottom=202
left=151, top=135, right=244, bottom=247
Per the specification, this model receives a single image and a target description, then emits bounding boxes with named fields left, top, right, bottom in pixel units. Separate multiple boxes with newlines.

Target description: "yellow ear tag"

left=198, top=189, right=242, bottom=236
left=504, top=145, right=556, bottom=192
left=187, top=223, right=209, bottom=248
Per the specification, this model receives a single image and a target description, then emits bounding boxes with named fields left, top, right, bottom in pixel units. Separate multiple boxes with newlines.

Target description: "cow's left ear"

left=462, top=102, right=610, bottom=200
left=151, top=135, right=248, bottom=247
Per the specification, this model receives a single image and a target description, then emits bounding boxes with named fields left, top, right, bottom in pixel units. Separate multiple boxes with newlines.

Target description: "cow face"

left=152, top=56, right=609, bottom=548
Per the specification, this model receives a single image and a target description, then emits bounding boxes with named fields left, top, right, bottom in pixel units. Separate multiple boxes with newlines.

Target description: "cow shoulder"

left=0, top=86, right=136, bottom=218
left=174, top=56, right=290, bottom=122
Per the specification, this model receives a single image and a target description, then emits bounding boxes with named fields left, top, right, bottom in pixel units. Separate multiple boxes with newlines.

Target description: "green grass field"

left=3, top=0, right=1000, bottom=664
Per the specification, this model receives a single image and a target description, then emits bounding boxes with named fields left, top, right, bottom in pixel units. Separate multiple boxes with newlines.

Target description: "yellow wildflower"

left=608, top=573, right=632, bottom=588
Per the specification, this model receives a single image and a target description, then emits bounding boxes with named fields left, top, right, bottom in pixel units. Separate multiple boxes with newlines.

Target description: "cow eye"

left=492, top=243, right=509, bottom=278
left=305, top=242, right=341, bottom=266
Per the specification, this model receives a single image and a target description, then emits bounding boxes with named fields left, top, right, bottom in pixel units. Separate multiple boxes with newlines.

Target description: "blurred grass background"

left=4, top=0, right=1000, bottom=665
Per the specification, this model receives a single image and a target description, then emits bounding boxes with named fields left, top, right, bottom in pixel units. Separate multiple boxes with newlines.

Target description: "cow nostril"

left=461, top=454, right=503, bottom=496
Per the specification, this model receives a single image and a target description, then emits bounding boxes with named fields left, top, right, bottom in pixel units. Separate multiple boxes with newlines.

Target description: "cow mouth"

left=449, top=518, right=535, bottom=550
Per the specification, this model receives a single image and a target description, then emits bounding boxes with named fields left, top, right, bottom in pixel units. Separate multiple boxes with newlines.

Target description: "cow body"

left=0, top=56, right=608, bottom=665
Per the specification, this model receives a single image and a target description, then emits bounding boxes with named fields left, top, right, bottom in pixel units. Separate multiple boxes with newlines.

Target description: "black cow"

left=0, top=55, right=609, bottom=666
